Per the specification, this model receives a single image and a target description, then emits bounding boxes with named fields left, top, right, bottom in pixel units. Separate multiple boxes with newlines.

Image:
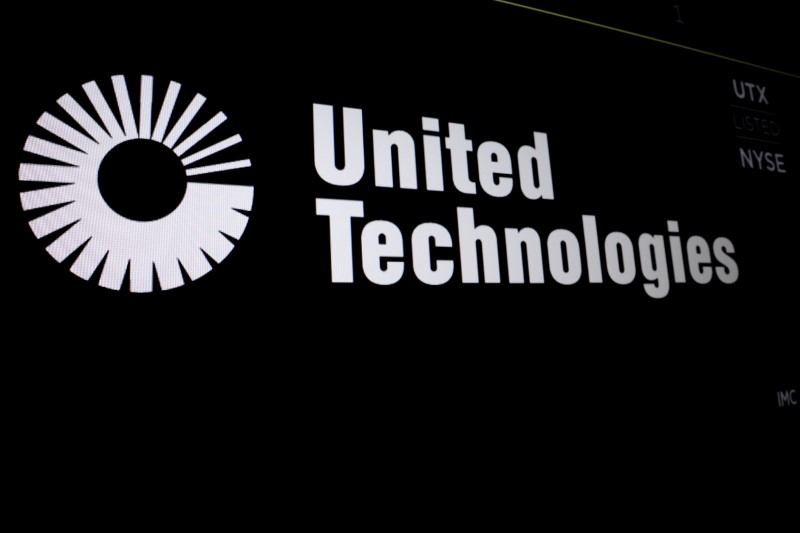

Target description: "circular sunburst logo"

left=19, top=74, right=254, bottom=292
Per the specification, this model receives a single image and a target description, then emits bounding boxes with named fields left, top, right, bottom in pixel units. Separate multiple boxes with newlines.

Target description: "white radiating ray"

left=173, top=112, right=226, bottom=156
left=154, top=257, right=183, bottom=291
left=70, top=240, right=107, bottom=281
left=99, top=253, right=128, bottom=291
left=112, top=75, right=138, bottom=138
left=83, top=81, right=125, bottom=139
left=37, top=113, right=95, bottom=153
left=139, top=75, right=153, bottom=139
left=175, top=248, right=212, bottom=287
left=28, top=203, right=79, bottom=239
left=163, top=94, right=206, bottom=148
left=200, top=232, right=235, bottom=264
left=152, top=81, right=181, bottom=143
left=188, top=183, right=254, bottom=239
left=129, top=256, right=154, bottom=293
left=20, top=184, right=75, bottom=211
left=19, top=163, right=80, bottom=183
left=57, top=94, right=111, bottom=144
left=182, top=134, right=242, bottom=166
left=46, top=220, right=90, bottom=262
left=24, top=136, right=86, bottom=166
left=186, top=159, right=252, bottom=177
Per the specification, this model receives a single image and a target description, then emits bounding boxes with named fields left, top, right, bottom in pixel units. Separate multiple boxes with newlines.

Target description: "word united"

left=313, top=104, right=738, bottom=298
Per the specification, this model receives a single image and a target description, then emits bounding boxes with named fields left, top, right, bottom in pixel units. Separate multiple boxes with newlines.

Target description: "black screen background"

left=3, top=1, right=797, bottom=500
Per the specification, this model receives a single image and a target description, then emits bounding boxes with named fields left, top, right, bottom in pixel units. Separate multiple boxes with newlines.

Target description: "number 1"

left=673, top=5, right=684, bottom=24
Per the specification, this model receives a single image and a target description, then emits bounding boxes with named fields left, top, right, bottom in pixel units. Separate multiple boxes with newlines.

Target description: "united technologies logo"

left=19, top=74, right=254, bottom=292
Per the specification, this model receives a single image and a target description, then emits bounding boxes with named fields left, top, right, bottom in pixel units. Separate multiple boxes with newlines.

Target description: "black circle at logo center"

left=98, top=139, right=188, bottom=222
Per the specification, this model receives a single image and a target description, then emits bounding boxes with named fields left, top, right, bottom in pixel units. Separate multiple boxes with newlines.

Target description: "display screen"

left=6, top=2, right=797, bottom=437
